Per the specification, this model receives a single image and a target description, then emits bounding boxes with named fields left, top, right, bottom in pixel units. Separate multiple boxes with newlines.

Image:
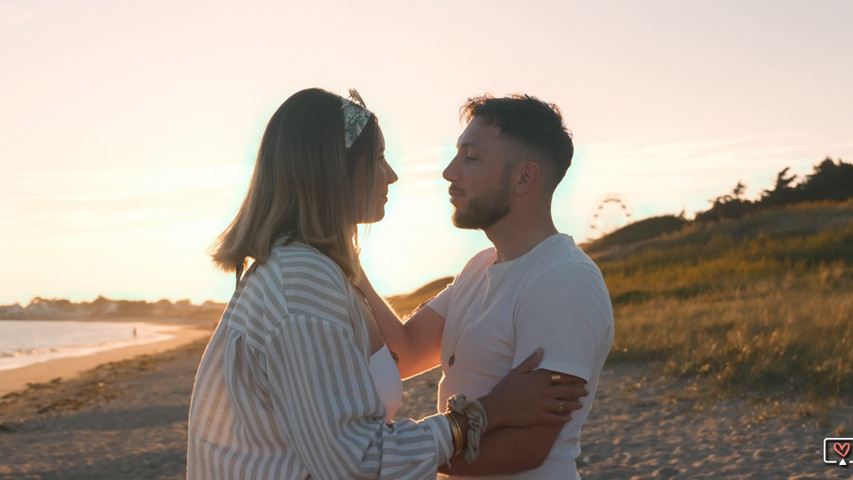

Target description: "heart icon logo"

left=834, top=442, right=851, bottom=458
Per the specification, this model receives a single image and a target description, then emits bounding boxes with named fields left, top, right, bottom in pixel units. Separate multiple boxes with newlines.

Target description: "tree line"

left=695, top=157, right=853, bottom=222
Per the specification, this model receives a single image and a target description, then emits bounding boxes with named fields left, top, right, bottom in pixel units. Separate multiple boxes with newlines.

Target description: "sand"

left=1, top=331, right=851, bottom=479
left=577, top=364, right=852, bottom=479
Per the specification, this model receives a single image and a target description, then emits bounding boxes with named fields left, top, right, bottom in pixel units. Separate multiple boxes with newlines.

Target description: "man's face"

left=443, top=116, right=512, bottom=230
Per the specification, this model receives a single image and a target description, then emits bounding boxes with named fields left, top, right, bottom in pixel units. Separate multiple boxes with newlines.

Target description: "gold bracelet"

left=445, top=412, right=464, bottom=457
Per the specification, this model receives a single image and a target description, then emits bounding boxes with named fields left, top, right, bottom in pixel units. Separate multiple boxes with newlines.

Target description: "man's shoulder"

left=460, top=246, right=498, bottom=272
left=521, top=235, right=607, bottom=289
left=527, top=234, right=595, bottom=268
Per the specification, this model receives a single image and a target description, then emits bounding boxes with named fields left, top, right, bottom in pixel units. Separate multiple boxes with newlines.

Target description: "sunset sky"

left=2, top=0, right=852, bottom=306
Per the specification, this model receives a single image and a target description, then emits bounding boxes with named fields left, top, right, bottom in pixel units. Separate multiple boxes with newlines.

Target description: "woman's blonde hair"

left=210, top=88, right=379, bottom=281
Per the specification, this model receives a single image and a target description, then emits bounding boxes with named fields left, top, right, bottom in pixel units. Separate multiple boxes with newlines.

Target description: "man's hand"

left=478, top=349, right=588, bottom=430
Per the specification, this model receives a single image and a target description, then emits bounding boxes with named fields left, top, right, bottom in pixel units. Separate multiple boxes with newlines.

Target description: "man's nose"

left=443, top=155, right=461, bottom=182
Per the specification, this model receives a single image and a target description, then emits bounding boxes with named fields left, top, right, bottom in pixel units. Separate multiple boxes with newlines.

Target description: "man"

left=362, top=94, right=614, bottom=479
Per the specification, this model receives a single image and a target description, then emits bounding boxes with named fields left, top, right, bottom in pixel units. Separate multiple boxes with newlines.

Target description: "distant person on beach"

left=186, top=88, right=587, bottom=479
left=359, top=94, right=614, bottom=479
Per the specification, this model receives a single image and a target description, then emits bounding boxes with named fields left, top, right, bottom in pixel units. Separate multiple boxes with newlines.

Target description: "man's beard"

left=452, top=176, right=511, bottom=230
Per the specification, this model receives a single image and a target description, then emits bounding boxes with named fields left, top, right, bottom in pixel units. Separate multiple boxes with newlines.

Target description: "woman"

left=187, top=88, right=582, bottom=479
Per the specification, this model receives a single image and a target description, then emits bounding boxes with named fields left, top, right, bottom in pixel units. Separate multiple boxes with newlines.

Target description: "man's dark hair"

left=461, top=94, right=574, bottom=192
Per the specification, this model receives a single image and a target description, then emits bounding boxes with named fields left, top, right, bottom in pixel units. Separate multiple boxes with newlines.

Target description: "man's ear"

left=514, top=161, right=540, bottom=195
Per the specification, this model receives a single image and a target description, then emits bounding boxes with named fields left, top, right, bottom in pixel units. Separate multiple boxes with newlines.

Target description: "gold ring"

left=550, top=374, right=561, bottom=385
left=557, top=400, right=565, bottom=414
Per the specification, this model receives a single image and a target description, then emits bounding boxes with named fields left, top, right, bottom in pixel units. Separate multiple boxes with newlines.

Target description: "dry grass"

left=598, top=201, right=853, bottom=405
left=608, top=276, right=853, bottom=401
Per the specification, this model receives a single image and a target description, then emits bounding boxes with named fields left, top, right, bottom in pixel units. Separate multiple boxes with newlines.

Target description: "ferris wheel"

left=586, top=193, right=633, bottom=239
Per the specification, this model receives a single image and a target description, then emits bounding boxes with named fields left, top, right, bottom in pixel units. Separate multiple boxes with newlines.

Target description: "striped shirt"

left=187, top=241, right=453, bottom=479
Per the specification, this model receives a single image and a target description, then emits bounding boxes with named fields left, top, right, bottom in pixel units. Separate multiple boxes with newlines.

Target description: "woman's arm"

left=259, top=251, right=454, bottom=479
left=357, top=273, right=444, bottom=378
left=265, top=314, right=454, bottom=479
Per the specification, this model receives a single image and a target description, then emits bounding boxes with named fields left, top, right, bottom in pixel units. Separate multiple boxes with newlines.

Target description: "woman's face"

left=356, top=126, right=398, bottom=224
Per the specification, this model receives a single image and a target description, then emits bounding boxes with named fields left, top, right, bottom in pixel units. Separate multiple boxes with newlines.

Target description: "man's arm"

left=439, top=425, right=561, bottom=475
left=357, top=273, right=445, bottom=378
left=439, top=372, right=587, bottom=476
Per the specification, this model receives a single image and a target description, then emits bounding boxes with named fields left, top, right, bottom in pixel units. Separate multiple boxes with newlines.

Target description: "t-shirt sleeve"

left=512, top=263, right=613, bottom=382
left=425, top=282, right=452, bottom=318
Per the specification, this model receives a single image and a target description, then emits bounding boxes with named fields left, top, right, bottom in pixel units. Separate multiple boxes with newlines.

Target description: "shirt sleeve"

left=261, top=272, right=454, bottom=479
left=512, top=262, right=613, bottom=382
left=425, top=282, right=452, bottom=318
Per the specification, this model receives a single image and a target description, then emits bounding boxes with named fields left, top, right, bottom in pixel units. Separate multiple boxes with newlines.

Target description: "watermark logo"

left=824, top=437, right=852, bottom=467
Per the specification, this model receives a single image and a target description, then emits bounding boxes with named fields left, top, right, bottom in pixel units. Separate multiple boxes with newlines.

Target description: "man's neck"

left=485, top=212, right=558, bottom=263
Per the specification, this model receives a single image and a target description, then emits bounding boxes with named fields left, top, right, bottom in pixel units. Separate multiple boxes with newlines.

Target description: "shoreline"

left=0, top=322, right=213, bottom=397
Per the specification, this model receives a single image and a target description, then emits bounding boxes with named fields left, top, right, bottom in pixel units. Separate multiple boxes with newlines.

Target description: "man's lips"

left=448, top=186, right=464, bottom=198
left=448, top=187, right=464, bottom=206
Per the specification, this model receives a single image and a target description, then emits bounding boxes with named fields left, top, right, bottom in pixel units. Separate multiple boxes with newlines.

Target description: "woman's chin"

left=358, top=210, right=386, bottom=225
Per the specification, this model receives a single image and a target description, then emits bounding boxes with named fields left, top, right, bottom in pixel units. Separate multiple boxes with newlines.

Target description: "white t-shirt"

left=428, top=234, right=614, bottom=480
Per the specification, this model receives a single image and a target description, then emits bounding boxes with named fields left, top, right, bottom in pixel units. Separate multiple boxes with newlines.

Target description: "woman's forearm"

left=357, top=274, right=443, bottom=378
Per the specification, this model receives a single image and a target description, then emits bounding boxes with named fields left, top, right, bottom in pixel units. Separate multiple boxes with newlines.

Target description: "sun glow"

left=2, top=0, right=852, bottom=305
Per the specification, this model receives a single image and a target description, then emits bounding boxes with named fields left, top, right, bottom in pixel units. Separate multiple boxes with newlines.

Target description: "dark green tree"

left=761, top=167, right=799, bottom=206
left=798, top=157, right=853, bottom=202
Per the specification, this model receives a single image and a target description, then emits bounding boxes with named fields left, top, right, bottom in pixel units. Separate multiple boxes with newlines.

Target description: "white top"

left=369, top=344, right=403, bottom=422
left=429, top=234, right=614, bottom=480
left=187, top=240, right=453, bottom=480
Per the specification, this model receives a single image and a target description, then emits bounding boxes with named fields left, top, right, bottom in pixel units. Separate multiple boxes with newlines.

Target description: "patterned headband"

left=341, top=88, right=373, bottom=149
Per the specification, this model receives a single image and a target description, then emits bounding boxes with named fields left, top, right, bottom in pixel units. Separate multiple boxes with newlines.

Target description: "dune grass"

left=608, top=276, right=853, bottom=401
left=597, top=201, right=853, bottom=404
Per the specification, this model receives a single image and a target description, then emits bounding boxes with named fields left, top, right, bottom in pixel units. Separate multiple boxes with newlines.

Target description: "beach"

left=0, top=327, right=850, bottom=479
left=0, top=320, right=213, bottom=398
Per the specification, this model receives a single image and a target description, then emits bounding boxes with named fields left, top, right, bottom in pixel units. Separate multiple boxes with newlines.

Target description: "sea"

left=0, top=320, right=179, bottom=371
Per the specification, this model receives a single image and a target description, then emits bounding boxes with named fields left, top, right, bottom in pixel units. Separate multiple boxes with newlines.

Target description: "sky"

left=2, top=0, right=852, bottom=306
